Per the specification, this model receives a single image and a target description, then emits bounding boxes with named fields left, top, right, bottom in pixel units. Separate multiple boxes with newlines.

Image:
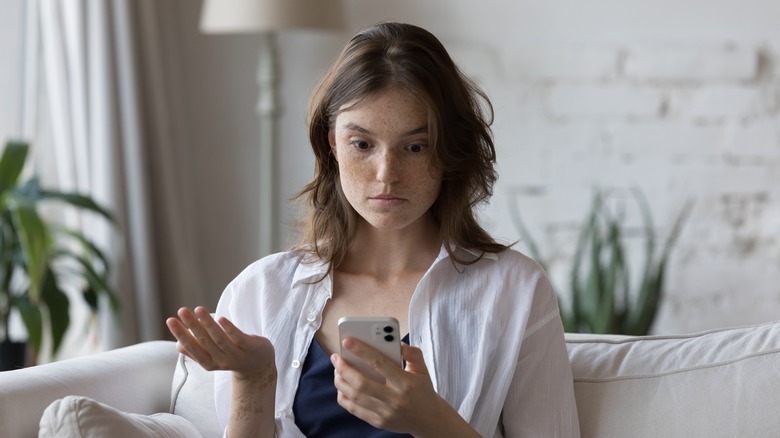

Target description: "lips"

left=371, top=194, right=404, bottom=201
left=369, top=194, right=406, bottom=207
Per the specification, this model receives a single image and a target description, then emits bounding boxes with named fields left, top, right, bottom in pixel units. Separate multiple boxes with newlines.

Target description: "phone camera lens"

left=383, top=325, right=394, bottom=333
left=384, top=334, right=395, bottom=342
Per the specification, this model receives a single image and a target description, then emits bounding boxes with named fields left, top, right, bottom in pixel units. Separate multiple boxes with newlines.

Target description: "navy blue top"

left=292, top=335, right=413, bottom=437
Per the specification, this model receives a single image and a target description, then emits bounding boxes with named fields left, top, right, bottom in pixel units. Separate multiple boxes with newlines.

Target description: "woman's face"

left=329, top=87, right=442, bottom=232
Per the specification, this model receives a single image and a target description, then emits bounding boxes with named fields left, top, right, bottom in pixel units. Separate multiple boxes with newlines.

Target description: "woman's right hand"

left=169, top=307, right=278, bottom=437
left=166, top=306, right=275, bottom=379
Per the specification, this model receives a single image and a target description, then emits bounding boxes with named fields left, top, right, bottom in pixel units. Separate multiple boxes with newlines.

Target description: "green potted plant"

left=0, top=140, right=119, bottom=370
left=511, top=188, right=692, bottom=335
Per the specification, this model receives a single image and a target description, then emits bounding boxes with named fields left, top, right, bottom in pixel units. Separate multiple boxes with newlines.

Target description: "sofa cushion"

left=39, top=395, right=202, bottom=438
left=170, top=353, right=222, bottom=438
left=566, top=320, right=780, bottom=438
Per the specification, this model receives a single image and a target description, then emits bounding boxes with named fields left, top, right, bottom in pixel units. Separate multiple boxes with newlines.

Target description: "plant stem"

left=1, top=261, right=13, bottom=340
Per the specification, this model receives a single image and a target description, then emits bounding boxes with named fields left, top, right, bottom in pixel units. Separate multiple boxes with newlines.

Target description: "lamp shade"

left=200, top=0, right=345, bottom=34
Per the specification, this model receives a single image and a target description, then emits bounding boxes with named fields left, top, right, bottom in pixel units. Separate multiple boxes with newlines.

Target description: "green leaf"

left=58, top=229, right=111, bottom=274
left=630, top=188, right=656, bottom=319
left=9, top=203, right=50, bottom=302
left=62, top=252, right=120, bottom=316
left=82, top=288, right=99, bottom=312
left=595, top=218, right=623, bottom=333
left=0, top=141, right=29, bottom=199
left=41, top=269, right=70, bottom=355
left=659, top=199, right=694, bottom=266
left=14, top=296, right=43, bottom=354
left=570, top=192, right=600, bottom=329
left=39, top=191, right=116, bottom=224
left=507, top=195, right=548, bottom=272
left=627, top=200, right=693, bottom=335
left=582, top=202, right=606, bottom=332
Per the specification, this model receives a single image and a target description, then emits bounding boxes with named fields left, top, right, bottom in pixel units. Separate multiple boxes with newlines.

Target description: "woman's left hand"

left=331, top=339, right=474, bottom=437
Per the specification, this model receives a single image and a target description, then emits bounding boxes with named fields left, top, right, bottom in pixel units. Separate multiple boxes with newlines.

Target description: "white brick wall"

left=505, top=45, right=618, bottom=80
left=547, top=85, right=664, bottom=119
left=461, top=41, right=780, bottom=334
left=624, top=46, right=758, bottom=82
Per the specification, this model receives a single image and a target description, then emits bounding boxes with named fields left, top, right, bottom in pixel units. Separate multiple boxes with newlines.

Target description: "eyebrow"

left=342, top=122, right=428, bottom=137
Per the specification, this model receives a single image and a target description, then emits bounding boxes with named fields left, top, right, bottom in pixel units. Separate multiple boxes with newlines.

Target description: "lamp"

left=199, top=0, right=344, bottom=256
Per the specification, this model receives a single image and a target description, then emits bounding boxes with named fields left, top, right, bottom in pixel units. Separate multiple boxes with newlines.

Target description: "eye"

left=351, top=140, right=370, bottom=150
left=408, top=143, right=426, bottom=153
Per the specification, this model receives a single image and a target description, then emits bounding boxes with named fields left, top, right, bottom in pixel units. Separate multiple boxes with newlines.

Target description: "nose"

left=376, top=149, right=399, bottom=184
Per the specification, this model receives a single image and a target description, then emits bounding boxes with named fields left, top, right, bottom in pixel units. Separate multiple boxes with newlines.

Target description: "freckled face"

left=329, top=87, right=442, bottom=232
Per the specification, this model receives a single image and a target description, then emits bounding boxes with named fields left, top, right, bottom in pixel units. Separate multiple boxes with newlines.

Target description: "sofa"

left=1, top=319, right=779, bottom=437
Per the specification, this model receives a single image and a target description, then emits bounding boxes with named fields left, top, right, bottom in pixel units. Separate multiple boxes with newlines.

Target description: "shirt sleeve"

left=501, top=274, right=581, bottom=437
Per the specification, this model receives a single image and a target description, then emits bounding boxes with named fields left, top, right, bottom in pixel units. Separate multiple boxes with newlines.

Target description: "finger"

left=341, top=337, right=405, bottom=380
left=401, top=344, right=429, bottom=375
left=216, top=315, right=248, bottom=346
left=332, top=354, right=383, bottom=409
left=178, top=307, right=213, bottom=346
left=166, top=315, right=213, bottom=363
left=334, top=387, right=387, bottom=429
left=166, top=316, right=193, bottom=345
left=333, top=363, right=404, bottom=431
left=193, top=307, right=235, bottom=353
left=174, top=307, right=225, bottom=361
left=332, top=352, right=379, bottom=394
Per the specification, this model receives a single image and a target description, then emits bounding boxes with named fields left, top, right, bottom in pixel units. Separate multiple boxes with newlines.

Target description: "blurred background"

left=1, top=0, right=778, bottom=362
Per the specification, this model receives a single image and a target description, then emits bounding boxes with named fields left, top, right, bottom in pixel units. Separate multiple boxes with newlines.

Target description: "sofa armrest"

left=0, top=340, right=178, bottom=438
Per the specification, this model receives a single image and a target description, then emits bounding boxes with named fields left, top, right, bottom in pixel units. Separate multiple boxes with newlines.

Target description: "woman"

left=167, top=22, right=580, bottom=438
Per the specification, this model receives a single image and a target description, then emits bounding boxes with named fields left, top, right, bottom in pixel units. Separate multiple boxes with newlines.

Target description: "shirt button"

left=306, top=313, right=317, bottom=322
left=291, top=359, right=301, bottom=368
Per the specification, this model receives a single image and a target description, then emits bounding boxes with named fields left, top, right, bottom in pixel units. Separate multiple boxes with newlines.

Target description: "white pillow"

left=170, top=353, right=222, bottom=437
left=566, top=320, right=780, bottom=438
left=39, top=395, right=203, bottom=438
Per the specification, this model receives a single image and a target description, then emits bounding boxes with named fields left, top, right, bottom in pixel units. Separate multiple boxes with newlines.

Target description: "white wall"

left=181, top=1, right=780, bottom=334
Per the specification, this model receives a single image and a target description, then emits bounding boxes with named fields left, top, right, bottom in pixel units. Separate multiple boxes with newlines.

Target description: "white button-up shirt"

left=214, top=246, right=580, bottom=437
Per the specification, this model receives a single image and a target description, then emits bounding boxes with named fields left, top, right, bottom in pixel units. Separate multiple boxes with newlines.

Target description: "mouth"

left=371, top=194, right=404, bottom=201
left=369, top=194, right=406, bottom=205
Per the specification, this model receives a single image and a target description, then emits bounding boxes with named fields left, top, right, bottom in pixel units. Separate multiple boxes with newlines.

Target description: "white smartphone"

left=337, top=316, right=403, bottom=383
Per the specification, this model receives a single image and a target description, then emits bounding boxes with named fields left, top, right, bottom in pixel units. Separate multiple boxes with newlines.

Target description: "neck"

left=340, top=218, right=442, bottom=278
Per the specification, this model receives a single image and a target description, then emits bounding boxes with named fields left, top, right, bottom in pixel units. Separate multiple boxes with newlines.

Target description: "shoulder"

left=459, top=247, right=556, bottom=309
left=460, top=247, right=546, bottom=280
left=223, top=250, right=327, bottom=297
left=238, top=250, right=305, bottom=274
left=216, top=250, right=329, bottom=322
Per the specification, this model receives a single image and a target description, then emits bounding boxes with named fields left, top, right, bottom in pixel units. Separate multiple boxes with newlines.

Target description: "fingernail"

left=343, top=338, right=355, bottom=350
left=330, top=354, right=338, bottom=365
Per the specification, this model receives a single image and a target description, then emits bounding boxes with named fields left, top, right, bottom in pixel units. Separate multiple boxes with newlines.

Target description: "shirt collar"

left=290, top=245, right=499, bottom=286
left=291, top=255, right=330, bottom=288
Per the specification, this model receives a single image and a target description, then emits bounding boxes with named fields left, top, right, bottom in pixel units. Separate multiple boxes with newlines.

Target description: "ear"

left=328, top=130, right=337, bottom=161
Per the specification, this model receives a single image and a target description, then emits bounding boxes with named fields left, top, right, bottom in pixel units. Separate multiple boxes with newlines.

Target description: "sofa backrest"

left=566, top=320, right=780, bottom=438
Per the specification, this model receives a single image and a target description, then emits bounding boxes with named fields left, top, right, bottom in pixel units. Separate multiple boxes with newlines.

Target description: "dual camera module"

left=382, top=324, right=395, bottom=342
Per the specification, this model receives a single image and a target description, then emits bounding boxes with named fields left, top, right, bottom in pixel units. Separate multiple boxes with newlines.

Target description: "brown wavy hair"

left=294, top=22, right=509, bottom=270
